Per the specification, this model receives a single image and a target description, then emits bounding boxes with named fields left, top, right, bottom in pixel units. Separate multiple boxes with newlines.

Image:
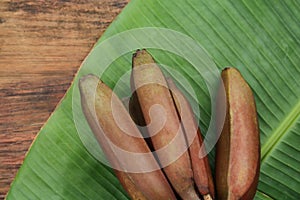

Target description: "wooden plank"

left=0, top=0, right=128, bottom=198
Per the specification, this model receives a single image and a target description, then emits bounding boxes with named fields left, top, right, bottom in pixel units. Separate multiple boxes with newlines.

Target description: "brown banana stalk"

left=215, top=67, right=260, bottom=200
left=132, top=49, right=200, bottom=200
left=167, top=78, right=215, bottom=200
left=79, top=74, right=176, bottom=200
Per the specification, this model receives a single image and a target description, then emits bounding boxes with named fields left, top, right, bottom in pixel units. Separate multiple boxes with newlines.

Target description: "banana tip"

left=133, top=49, right=147, bottom=58
left=222, top=67, right=241, bottom=76
left=79, top=74, right=94, bottom=83
left=78, top=74, right=102, bottom=94
left=203, top=194, right=213, bottom=200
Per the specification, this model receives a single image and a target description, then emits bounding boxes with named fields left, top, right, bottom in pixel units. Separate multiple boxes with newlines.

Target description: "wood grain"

left=0, top=0, right=128, bottom=198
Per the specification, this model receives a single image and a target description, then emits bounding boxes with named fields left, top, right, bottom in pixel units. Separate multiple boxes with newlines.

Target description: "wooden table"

left=0, top=0, right=128, bottom=198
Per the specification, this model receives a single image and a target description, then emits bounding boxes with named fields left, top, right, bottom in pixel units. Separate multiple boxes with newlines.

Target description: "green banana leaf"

left=6, top=0, right=300, bottom=199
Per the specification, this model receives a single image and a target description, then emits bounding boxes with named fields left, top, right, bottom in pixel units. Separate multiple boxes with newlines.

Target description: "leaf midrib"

left=261, top=99, right=300, bottom=162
